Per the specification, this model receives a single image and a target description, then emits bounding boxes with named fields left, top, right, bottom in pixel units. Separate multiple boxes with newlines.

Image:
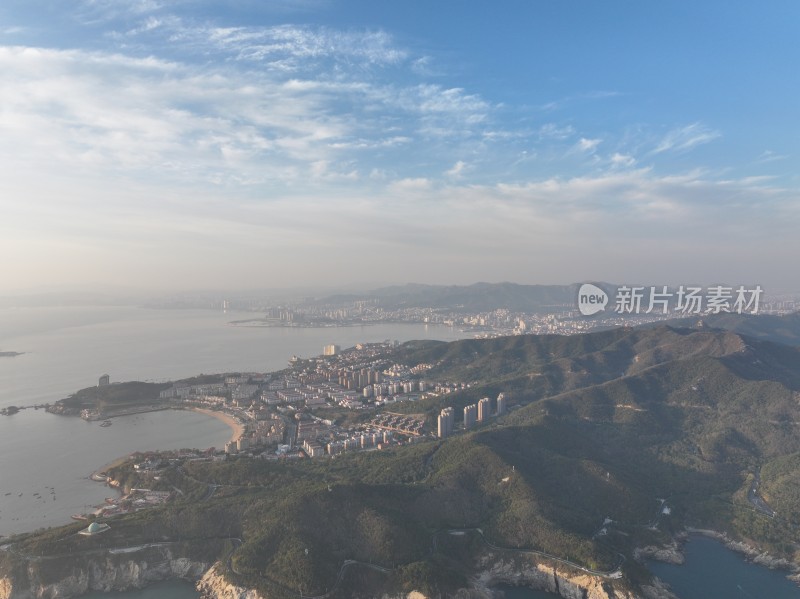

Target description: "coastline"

left=189, top=407, right=244, bottom=444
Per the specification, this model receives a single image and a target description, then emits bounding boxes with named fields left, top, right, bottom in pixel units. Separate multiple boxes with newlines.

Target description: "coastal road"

left=748, top=471, right=776, bottom=518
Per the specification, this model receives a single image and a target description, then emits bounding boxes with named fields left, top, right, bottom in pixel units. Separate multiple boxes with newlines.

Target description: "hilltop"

left=648, top=311, right=800, bottom=346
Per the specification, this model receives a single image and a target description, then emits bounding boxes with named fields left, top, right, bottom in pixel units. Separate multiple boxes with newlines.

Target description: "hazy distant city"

left=143, top=284, right=800, bottom=338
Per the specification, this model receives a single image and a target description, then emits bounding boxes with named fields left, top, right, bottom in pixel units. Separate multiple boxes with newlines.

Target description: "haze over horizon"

left=2, top=1, right=798, bottom=294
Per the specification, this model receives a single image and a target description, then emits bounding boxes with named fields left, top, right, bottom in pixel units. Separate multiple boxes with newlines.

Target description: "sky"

left=1, top=1, right=798, bottom=294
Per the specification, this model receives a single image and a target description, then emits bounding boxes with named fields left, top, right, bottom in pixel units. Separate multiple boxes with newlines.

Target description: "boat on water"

left=99, top=420, right=112, bottom=427
left=71, top=514, right=88, bottom=521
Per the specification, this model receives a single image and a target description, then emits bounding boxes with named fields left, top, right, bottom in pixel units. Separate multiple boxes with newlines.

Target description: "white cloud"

left=410, top=56, right=437, bottom=76
left=162, top=22, right=407, bottom=70
left=653, top=122, right=721, bottom=154
left=538, top=123, right=575, bottom=140
left=755, top=150, right=788, bottom=164
left=77, top=0, right=165, bottom=23
left=388, top=178, right=432, bottom=193
left=3, top=155, right=797, bottom=291
left=610, top=153, right=636, bottom=168
left=0, top=26, right=27, bottom=35
left=445, top=161, right=467, bottom=178
left=575, top=137, right=602, bottom=153
left=0, top=41, right=498, bottom=188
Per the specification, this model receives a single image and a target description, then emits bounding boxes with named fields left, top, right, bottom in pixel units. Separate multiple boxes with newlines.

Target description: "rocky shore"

left=0, top=548, right=654, bottom=599
left=472, top=552, right=638, bottom=599
left=0, top=545, right=209, bottom=599
left=197, top=565, right=265, bottom=599
left=4, top=527, right=798, bottom=599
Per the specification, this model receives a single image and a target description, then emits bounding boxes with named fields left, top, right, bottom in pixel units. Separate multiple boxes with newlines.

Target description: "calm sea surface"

left=648, top=535, right=800, bottom=598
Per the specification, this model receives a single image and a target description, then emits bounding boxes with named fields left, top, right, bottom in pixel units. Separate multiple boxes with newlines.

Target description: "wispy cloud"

left=574, top=137, right=602, bottom=153
left=609, top=153, right=636, bottom=168
left=538, top=123, right=575, bottom=140
left=755, top=150, right=788, bottom=164
left=161, top=22, right=408, bottom=71
left=445, top=161, right=467, bottom=178
left=653, top=122, right=720, bottom=154
left=0, top=26, right=28, bottom=35
left=76, top=0, right=165, bottom=24
left=0, top=41, right=496, bottom=188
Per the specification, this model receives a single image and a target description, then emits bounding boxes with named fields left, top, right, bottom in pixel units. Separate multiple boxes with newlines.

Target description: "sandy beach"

left=190, top=407, right=245, bottom=443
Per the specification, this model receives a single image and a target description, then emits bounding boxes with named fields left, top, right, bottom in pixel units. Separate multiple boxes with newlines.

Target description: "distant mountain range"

left=321, top=281, right=586, bottom=312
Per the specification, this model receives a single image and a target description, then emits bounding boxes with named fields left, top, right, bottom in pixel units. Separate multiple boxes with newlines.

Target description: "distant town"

left=149, top=283, right=800, bottom=338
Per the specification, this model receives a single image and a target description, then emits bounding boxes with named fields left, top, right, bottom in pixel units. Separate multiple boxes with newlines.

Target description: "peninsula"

left=4, top=326, right=800, bottom=598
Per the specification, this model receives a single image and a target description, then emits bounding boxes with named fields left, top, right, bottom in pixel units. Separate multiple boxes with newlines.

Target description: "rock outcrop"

left=473, top=552, right=637, bottom=599
left=633, top=543, right=684, bottom=565
left=196, top=564, right=265, bottom=599
left=0, top=545, right=207, bottom=599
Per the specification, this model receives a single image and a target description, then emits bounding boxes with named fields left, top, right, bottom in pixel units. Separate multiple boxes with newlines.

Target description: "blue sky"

left=1, top=1, right=798, bottom=293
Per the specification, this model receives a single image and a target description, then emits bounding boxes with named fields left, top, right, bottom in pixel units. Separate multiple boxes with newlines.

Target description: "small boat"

left=100, top=420, right=112, bottom=427
left=71, top=514, right=88, bottom=521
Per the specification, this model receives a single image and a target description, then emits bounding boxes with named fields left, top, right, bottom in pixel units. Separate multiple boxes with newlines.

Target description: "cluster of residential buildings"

left=368, top=412, right=426, bottom=436
left=151, top=341, right=494, bottom=462
left=303, top=428, right=395, bottom=458
left=437, top=393, right=507, bottom=438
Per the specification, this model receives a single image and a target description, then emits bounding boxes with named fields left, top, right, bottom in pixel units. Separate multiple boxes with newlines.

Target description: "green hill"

left=6, top=326, right=800, bottom=597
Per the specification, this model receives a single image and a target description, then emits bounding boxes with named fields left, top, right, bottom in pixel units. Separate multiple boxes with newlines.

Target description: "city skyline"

left=1, top=1, right=799, bottom=293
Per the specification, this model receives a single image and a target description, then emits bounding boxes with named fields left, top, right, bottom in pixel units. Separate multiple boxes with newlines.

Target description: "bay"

left=0, top=408, right=233, bottom=536
left=0, top=305, right=469, bottom=538
left=648, top=535, right=800, bottom=598
left=0, top=305, right=466, bottom=409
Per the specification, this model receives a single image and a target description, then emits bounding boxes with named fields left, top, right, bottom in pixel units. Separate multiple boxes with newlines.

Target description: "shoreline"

left=189, top=407, right=244, bottom=444
left=88, top=407, right=244, bottom=480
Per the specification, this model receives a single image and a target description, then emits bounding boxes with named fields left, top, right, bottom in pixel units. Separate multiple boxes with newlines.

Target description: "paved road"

left=748, top=470, right=776, bottom=518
